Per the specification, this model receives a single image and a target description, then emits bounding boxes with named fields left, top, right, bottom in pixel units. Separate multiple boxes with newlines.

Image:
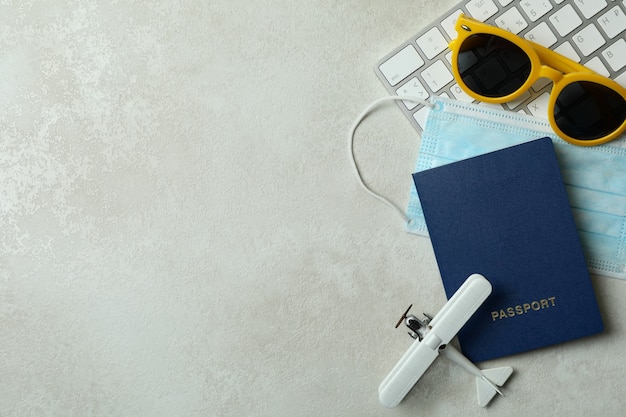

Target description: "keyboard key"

left=441, top=10, right=463, bottom=40
left=416, top=27, right=448, bottom=59
left=505, top=90, right=531, bottom=110
left=573, top=0, right=608, bottom=19
left=466, top=0, right=499, bottom=21
left=532, top=77, right=552, bottom=92
left=554, top=41, right=581, bottom=62
left=374, top=0, right=622, bottom=133
left=496, top=7, right=528, bottom=34
left=615, top=72, right=626, bottom=89
left=422, top=60, right=453, bottom=92
left=524, top=22, right=558, bottom=47
left=413, top=106, right=431, bottom=130
left=527, top=92, right=550, bottom=118
left=597, top=6, right=626, bottom=39
left=573, top=24, right=606, bottom=56
left=379, top=45, right=424, bottom=86
left=602, top=38, right=626, bottom=72
left=584, top=56, right=610, bottom=77
left=549, top=4, right=583, bottom=37
left=450, top=83, right=475, bottom=102
left=396, top=78, right=429, bottom=109
left=519, top=0, right=553, bottom=22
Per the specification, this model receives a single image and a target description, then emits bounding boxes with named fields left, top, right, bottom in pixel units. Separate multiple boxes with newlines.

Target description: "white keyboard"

left=375, top=0, right=626, bottom=132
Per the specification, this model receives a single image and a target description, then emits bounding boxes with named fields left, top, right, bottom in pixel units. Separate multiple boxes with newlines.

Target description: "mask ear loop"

left=349, top=96, right=434, bottom=224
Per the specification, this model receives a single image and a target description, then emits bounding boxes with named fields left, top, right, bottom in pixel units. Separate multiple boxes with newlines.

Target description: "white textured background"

left=1, top=1, right=625, bottom=416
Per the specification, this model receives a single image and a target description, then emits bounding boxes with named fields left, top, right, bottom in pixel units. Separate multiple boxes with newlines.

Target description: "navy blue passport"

left=412, top=138, right=603, bottom=362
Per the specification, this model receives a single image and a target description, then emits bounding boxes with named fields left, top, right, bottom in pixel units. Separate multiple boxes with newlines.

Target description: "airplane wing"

left=427, top=274, right=492, bottom=344
left=378, top=337, right=439, bottom=408
left=378, top=274, right=492, bottom=408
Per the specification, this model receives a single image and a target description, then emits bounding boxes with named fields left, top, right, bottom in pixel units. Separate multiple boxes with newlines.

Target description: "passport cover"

left=412, top=138, right=604, bottom=362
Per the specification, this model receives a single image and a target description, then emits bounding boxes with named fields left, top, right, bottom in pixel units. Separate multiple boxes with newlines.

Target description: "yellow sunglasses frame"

left=449, top=14, right=626, bottom=146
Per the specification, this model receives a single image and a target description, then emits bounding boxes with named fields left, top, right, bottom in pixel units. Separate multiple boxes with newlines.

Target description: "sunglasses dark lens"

left=457, top=34, right=532, bottom=97
left=554, top=81, right=626, bottom=141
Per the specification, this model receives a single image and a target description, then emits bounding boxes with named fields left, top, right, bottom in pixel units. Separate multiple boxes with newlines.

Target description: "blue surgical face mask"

left=350, top=96, right=626, bottom=280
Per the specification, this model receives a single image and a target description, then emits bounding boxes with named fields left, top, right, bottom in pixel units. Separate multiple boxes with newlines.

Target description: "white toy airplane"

left=379, top=274, right=513, bottom=408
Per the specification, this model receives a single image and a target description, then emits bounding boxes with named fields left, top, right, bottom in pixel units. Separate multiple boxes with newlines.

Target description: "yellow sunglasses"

left=449, top=14, right=626, bottom=147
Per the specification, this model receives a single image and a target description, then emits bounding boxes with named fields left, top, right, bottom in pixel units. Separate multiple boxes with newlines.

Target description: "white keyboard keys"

left=554, top=41, right=581, bottom=62
left=441, top=10, right=463, bottom=40
left=505, top=90, right=531, bottom=110
left=397, top=78, right=429, bottom=109
left=602, top=38, right=626, bottom=72
left=549, top=4, right=583, bottom=37
left=414, top=94, right=449, bottom=128
left=413, top=106, right=431, bottom=130
left=422, top=60, right=453, bottom=92
left=379, top=45, right=424, bottom=86
left=496, top=7, right=528, bottom=34
left=597, top=6, right=626, bottom=39
left=584, top=56, right=610, bottom=77
left=466, top=0, right=499, bottom=21
left=574, top=0, right=608, bottom=19
left=532, top=77, right=552, bottom=92
left=417, top=27, right=448, bottom=59
left=527, top=92, right=550, bottom=118
left=450, top=83, right=476, bottom=102
left=573, top=24, right=606, bottom=56
left=615, top=72, right=626, bottom=89
left=519, top=0, right=553, bottom=22
left=525, top=22, right=558, bottom=47
left=375, top=0, right=623, bottom=133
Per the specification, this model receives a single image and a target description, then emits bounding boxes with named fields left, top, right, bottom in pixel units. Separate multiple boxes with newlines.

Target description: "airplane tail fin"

left=475, top=366, right=513, bottom=407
